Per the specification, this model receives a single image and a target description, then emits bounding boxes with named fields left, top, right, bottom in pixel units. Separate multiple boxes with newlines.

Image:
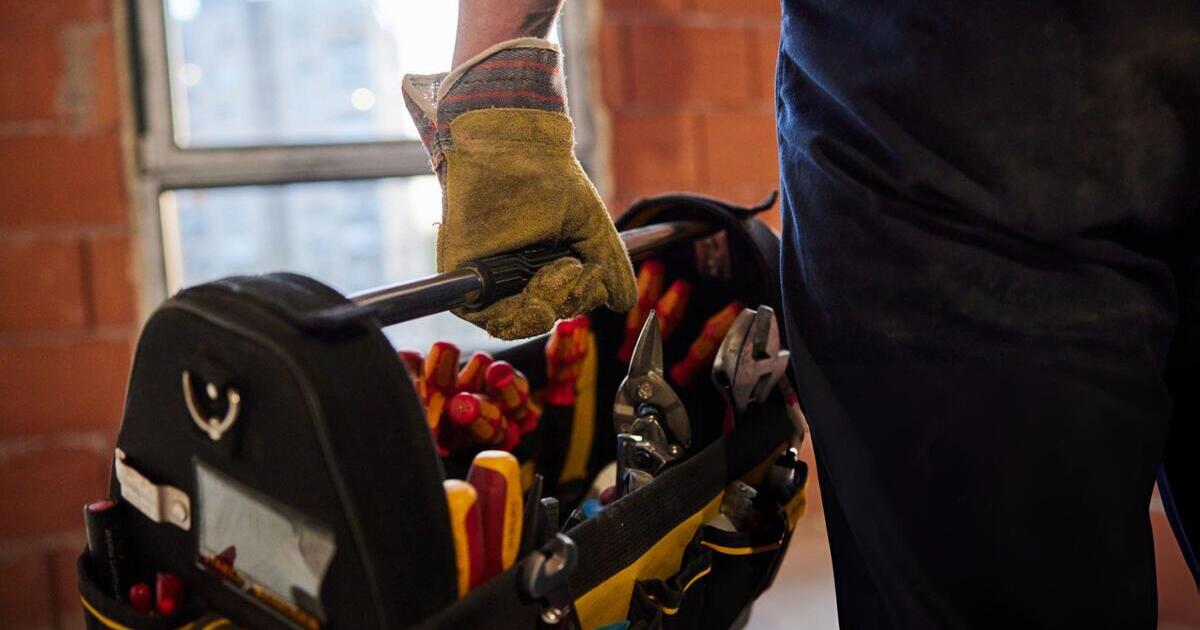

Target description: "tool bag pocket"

left=77, top=551, right=213, bottom=630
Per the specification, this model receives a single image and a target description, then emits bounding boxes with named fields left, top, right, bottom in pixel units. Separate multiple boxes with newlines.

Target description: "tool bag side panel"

left=108, top=274, right=457, bottom=628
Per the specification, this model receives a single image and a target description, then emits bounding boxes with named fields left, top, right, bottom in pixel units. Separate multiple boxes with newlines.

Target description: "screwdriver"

left=424, top=341, right=461, bottom=398
left=467, top=451, right=524, bottom=582
left=457, top=351, right=494, bottom=393
left=485, top=361, right=539, bottom=435
left=655, top=279, right=692, bottom=340
left=670, top=301, right=743, bottom=387
left=447, top=392, right=505, bottom=446
left=545, top=315, right=590, bottom=406
left=444, top=479, right=485, bottom=596
left=396, top=349, right=424, bottom=386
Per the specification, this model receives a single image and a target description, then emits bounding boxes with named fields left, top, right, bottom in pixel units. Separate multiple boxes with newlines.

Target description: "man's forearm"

left=452, top=0, right=565, bottom=66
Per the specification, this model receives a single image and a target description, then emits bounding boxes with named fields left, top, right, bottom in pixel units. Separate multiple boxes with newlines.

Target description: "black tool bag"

left=78, top=193, right=809, bottom=630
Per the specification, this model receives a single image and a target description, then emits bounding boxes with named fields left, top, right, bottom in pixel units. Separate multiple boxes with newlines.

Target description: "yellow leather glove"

left=403, top=39, right=636, bottom=339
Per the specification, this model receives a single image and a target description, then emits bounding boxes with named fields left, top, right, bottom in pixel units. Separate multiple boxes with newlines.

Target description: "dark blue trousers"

left=776, top=1, right=1200, bottom=626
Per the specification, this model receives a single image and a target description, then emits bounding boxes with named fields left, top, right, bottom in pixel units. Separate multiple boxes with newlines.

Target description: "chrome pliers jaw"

left=614, top=311, right=691, bottom=497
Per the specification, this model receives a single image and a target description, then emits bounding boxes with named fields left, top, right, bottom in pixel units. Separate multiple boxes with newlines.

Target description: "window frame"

left=129, top=0, right=601, bottom=316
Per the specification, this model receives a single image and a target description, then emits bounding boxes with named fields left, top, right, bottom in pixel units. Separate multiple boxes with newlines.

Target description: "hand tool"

left=156, top=572, right=183, bottom=616
left=397, top=348, right=424, bottom=380
left=711, top=305, right=791, bottom=415
left=613, top=311, right=691, bottom=497
left=777, top=378, right=809, bottom=442
left=720, top=481, right=760, bottom=532
left=457, top=351, right=494, bottom=392
left=655, top=279, right=692, bottom=340
left=617, top=260, right=666, bottom=363
left=443, top=479, right=485, bottom=596
left=84, top=498, right=127, bottom=602
left=467, top=450, right=524, bottom=581
left=545, top=316, right=590, bottom=406
left=129, top=582, right=153, bottom=614
left=518, top=534, right=579, bottom=628
left=538, top=497, right=560, bottom=547
left=519, top=474, right=545, bottom=557
left=424, top=341, right=461, bottom=399
left=447, top=392, right=505, bottom=447
left=561, top=507, right=587, bottom=532
left=669, top=301, right=743, bottom=387
left=486, top=361, right=539, bottom=435
left=349, top=221, right=714, bottom=326
left=426, top=390, right=450, bottom=457
left=766, top=447, right=807, bottom=505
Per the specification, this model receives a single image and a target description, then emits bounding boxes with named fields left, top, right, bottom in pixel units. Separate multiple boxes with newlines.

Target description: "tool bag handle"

left=346, top=221, right=715, bottom=327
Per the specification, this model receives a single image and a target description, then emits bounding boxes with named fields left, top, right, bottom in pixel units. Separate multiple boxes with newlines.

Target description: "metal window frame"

left=129, top=0, right=599, bottom=316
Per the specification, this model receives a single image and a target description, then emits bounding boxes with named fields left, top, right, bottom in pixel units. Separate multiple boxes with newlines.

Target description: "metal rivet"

left=170, top=501, right=188, bottom=523
left=541, top=608, right=563, bottom=624
left=636, top=383, right=653, bottom=400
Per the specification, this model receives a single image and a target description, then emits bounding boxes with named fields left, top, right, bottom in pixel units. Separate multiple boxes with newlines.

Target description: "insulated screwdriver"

left=397, top=349, right=424, bottom=387
left=486, top=361, right=540, bottom=435
left=545, top=315, right=590, bottom=406
left=467, top=450, right=524, bottom=581
left=447, top=392, right=505, bottom=446
left=457, top=351, right=494, bottom=393
left=443, top=479, right=485, bottom=596
left=424, top=341, right=461, bottom=398
left=670, top=301, right=743, bottom=387
left=655, top=279, right=692, bottom=340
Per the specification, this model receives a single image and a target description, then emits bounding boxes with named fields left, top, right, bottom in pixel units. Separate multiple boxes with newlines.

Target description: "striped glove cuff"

left=402, top=38, right=568, bottom=173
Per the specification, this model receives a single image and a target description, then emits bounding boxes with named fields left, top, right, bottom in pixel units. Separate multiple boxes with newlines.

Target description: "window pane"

left=163, top=0, right=458, bottom=147
left=160, top=177, right=508, bottom=351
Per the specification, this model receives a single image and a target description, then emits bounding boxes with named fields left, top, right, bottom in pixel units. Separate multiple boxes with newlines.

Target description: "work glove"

left=402, top=38, right=636, bottom=340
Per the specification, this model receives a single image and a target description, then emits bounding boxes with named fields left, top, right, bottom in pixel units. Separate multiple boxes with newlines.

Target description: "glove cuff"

left=402, top=38, right=567, bottom=172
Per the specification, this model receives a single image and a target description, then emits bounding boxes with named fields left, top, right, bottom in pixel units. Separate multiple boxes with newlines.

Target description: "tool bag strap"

left=616, top=191, right=783, bottom=316
left=417, top=401, right=795, bottom=629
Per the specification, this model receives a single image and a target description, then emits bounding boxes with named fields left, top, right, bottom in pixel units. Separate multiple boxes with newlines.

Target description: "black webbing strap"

left=417, top=403, right=794, bottom=629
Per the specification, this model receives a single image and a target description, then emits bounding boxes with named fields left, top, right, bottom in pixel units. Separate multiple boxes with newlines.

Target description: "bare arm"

left=452, top=0, right=565, bottom=66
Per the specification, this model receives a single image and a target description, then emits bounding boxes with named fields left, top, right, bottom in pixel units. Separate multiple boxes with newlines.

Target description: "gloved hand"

left=402, top=38, right=636, bottom=339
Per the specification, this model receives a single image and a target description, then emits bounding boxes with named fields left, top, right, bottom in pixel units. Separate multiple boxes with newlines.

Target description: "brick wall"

left=0, top=1, right=133, bottom=628
left=595, top=0, right=782, bottom=228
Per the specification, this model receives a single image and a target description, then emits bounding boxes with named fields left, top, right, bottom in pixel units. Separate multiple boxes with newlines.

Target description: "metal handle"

left=349, top=221, right=714, bottom=327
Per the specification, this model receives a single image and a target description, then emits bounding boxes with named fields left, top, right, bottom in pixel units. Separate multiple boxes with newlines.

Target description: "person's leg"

left=775, top=1, right=1200, bottom=626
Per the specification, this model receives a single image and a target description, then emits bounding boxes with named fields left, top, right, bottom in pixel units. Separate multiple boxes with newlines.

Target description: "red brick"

left=628, top=24, right=753, bottom=105
left=749, top=25, right=781, bottom=102
left=699, top=110, right=779, bottom=190
left=84, top=233, right=136, bottom=327
left=0, top=132, right=127, bottom=227
left=0, top=235, right=88, bottom=333
left=609, top=111, right=700, bottom=198
left=600, top=0, right=683, bottom=15
left=0, top=338, right=131, bottom=438
left=686, top=0, right=781, bottom=16
left=0, top=0, right=108, bottom=29
left=0, top=7, right=118, bottom=129
left=51, top=542, right=87, bottom=630
left=0, top=549, right=55, bottom=629
left=0, top=444, right=110, bottom=538
left=596, top=22, right=630, bottom=108
left=0, top=25, right=62, bottom=123
left=88, top=28, right=121, bottom=132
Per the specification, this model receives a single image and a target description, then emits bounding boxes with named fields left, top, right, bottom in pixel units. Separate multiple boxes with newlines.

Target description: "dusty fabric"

left=402, top=40, right=635, bottom=339
left=776, top=0, right=1199, bottom=627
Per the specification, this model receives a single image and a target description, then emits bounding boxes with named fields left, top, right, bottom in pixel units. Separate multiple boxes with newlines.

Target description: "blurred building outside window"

left=134, top=0, right=596, bottom=350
